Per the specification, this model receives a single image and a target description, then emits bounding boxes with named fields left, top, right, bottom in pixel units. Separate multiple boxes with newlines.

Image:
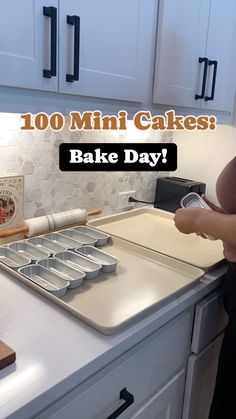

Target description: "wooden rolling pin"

left=0, top=208, right=102, bottom=239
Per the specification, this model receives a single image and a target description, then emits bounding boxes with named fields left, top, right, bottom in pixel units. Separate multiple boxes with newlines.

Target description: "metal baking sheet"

left=0, top=247, right=31, bottom=268
left=37, top=258, right=85, bottom=288
left=54, top=251, right=102, bottom=280
left=59, top=229, right=97, bottom=246
left=27, top=237, right=66, bottom=254
left=73, top=226, right=110, bottom=246
left=9, top=241, right=51, bottom=261
left=19, top=265, right=69, bottom=297
left=89, top=208, right=224, bottom=270
left=43, top=233, right=82, bottom=250
left=76, top=246, right=118, bottom=272
left=1, top=236, right=204, bottom=334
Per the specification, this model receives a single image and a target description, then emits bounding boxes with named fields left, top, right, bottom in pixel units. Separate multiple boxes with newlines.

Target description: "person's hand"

left=174, top=207, right=204, bottom=234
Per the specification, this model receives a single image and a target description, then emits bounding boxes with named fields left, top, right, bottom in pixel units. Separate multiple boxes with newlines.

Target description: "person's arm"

left=202, top=195, right=225, bottom=213
left=174, top=207, right=236, bottom=246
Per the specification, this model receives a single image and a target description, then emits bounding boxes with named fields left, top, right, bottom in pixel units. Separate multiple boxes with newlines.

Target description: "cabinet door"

left=191, top=290, right=228, bottom=354
left=182, top=334, right=223, bottom=419
left=59, top=0, right=157, bottom=101
left=203, top=0, right=236, bottom=112
left=131, top=370, right=185, bottom=419
left=36, top=311, right=192, bottom=419
left=153, top=0, right=210, bottom=108
left=0, top=0, right=58, bottom=91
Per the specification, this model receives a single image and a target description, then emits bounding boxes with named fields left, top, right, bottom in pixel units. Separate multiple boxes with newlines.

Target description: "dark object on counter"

left=154, top=176, right=206, bottom=213
left=0, top=340, right=16, bottom=370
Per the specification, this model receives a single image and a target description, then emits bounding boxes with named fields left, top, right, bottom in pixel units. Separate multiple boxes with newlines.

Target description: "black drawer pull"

left=106, top=388, right=134, bottom=419
left=205, top=60, right=218, bottom=101
left=43, top=6, right=57, bottom=78
left=66, top=15, right=80, bottom=82
left=195, top=57, right=208, bottom=100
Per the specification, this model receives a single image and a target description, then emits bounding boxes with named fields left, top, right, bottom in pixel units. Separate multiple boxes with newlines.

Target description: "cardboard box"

left=0, top=175, right=24, bottom=244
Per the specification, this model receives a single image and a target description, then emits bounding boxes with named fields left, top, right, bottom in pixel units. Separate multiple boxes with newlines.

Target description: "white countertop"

left=0, top=263, right=227, bottom=419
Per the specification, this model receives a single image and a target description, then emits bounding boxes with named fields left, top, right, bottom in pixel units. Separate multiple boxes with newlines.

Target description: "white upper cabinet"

left=0, top=0, right=235, bottom=111
left=0, top=0, right=58, bottom=91
left=58, top=0, right=157, bottom=101
left=204, top=0, right=236, bottom=111
left=153, top=0, right=236, bottom=112
left=0, top=0, right=157, bottom=102
left=153, top=0, right=210, bottom=108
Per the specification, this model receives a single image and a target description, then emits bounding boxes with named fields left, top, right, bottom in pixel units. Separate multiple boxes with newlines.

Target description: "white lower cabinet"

left=191, top=290, right=228, bottom=354
left=131, top=370, right=185, bottom=419
left=36, top=288, right=227, bottom=419
left=182, top=333, right=223, bottom=419
left=182, top=289, right=227, bottom=419
left=36, top=310, right=193, bottom=419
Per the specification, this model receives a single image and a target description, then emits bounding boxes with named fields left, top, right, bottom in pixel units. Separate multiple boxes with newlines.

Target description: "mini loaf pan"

left=54, top=251, right=101, bottom=280
left=27, top=237, right=67, bottom=255
left=37, top=258, right=85, bottom=289
left=0, top=247, right=31, bottom=268
left=76, top=246, right=118, bottom=273
left=18, top=264, right=69, bottom=297
left=9, top=241, right=51, bottom=262
left=73, top=226, right=110, bottom=246
left=59, top=229, right=97, bottom=246
left=43, top=232, right=82, bottom=250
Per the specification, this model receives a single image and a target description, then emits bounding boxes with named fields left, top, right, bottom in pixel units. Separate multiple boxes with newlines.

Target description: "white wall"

left=172, top=126, right=236, bottom=204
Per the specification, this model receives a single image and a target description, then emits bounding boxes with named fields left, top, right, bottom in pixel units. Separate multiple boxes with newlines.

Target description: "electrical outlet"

left=118, top=190, right=136, bottom=210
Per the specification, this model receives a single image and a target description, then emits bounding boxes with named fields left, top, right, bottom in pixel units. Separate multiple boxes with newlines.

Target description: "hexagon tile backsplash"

left=0, top=114, right=173, bottom=219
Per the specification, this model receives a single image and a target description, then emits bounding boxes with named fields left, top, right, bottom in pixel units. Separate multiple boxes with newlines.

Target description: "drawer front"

left=183, top=334, right=223, bottom=419
left=131, top=370, right=185, bottom=419
left=37, top=310, right=193, bottom=419
left=191, top=289, right=228, bottom=353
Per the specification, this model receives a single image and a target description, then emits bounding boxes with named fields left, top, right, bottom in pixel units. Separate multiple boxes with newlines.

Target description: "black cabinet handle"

left=43, top=6, right=57, bottom=78
left=205, top=60, right=218, bottom=101
left=106, top=388, right=134, bottom=419
left=66, top=15, right=80, bottom=82
left=195, top=57, right=208, bottom=100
